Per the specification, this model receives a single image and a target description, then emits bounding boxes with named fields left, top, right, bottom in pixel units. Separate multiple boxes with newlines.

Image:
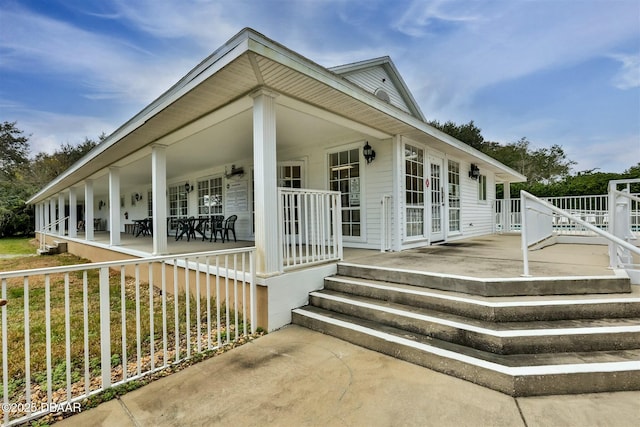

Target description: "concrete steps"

left=292, top=264, right=640, bottom=396
left=37, top=240, right=68, bottom=255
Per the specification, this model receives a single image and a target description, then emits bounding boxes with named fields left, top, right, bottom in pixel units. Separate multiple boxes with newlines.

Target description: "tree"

left=429, top=120, right=575, bottom=185
left=428, top=120, right=485, bottom=150
left=0, top=122, right=103, bottom=237
left=28, top=137, right=99, bottom=189
left=0, top=121, right=30, bottom=180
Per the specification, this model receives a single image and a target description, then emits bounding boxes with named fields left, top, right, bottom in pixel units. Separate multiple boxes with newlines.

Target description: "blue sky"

left=1, top=0, right=639, bottom=173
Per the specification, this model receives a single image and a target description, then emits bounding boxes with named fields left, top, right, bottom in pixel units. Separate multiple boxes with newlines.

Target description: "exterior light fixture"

left=469, top=164, right=480, bottom=179
left=363, top=141, right=376, bottom=164
left=184, top=182, right=193, bottom=193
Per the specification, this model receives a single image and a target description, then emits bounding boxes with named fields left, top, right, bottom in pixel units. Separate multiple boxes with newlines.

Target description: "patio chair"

left=175, top=217, right=195, bottom=241
left=223, top=215, right=237, bottom=242
left=209, top=215, right=226, bottom=242
left=195, top=216, right=209, bottom=241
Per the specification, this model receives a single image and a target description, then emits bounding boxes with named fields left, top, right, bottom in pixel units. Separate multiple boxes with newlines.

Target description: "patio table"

left=133, top=218, right=152, bottom=237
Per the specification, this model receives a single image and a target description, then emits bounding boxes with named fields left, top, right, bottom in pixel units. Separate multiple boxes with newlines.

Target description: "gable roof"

left=330, top=57, right=425, bottom=121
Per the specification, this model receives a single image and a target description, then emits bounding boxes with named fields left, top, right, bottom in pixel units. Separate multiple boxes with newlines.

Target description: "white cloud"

left=394, top=0, right=640, bottom=112
left=4, top=105, right=117, bottom=156
left=609, top=53, right=640, bottom=90
left=0, top=6, right=195, bottom=105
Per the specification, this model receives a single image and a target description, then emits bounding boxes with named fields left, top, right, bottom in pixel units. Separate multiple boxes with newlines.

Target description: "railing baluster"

left=185, top=257, right=191, bottom=358
left=23, top=277, right=31, bottom=416
left=44, top=274, right=52, bottom=406
left=195, top=256, right=201, bottom=354
left=149, top=265, right=155, bottom=371
left=216, top=255, right=221, bottom=347
left=64, top=273, right=72, bottom=401
left=2, top=278, right=9, bottom=426
left=161, top=261, right=168, bottom=368
left=206, top=257, right=212, bottom=350
left=173, top=261, right=179, bottom=363
left=234, top=253, right=238, bottom=340
left=121, top=267, right=127, bottom=382
left=99, top=267, right=111, bottom=389
left=242, top=252, right=247, bottom=336
left=83, top=271, right=89, bottom=396
left=225, top=255, right=230, bottom=344
left=135, top=264, right=141, bottom=376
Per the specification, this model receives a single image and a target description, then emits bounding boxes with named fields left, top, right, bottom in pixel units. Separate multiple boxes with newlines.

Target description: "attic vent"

left=374, top=88, right=390, bottom=103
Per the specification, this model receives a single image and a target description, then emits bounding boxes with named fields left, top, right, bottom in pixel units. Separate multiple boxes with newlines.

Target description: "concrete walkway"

left=58, top=325, right=639, bottom=427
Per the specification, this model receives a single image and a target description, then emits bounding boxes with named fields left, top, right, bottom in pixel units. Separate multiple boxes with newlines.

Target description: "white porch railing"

left=0, top=248, right=256, bottom=426
left=520, top=191, right=639, bottom=278
left=38, top=216, right=69, bottom=252
left=278, top=188, right=343, bottom=271
left=497, top=193, right=639, bottom=235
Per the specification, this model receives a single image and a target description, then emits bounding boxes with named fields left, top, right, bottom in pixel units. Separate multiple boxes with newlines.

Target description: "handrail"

left=38, top=216, right=70, bottom=252
left=1, top=246, right=256, bottom=280
left=520, top=191, right=639, bottom=276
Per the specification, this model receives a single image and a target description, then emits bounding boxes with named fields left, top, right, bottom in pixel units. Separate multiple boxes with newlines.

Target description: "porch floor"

left=73, top=231, right=254, bottom=256
left=344, top=234, right=617, bottom=278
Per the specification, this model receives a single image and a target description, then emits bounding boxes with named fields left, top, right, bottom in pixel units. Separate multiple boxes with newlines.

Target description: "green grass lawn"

left=0, top=237, right=38, bottom=256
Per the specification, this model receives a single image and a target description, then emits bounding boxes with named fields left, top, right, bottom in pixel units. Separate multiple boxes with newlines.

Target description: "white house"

left=28, top=28, right=526, bottom=330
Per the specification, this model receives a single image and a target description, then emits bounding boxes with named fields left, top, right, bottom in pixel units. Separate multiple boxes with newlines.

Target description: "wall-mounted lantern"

left=184, top=182, right=193, bottom=193
left=469, top=164, right=480, bottom=179
left=363, top=141, right=376, bottom=164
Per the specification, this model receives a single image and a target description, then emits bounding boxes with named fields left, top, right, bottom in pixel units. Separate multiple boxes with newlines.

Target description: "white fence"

left=278, top=188, right=343, bottom=271
left=520, top=191, right=640, bottom=278
left=497, top=193, right=639, bottom=235
left=1, top=248, right=256, bottom=426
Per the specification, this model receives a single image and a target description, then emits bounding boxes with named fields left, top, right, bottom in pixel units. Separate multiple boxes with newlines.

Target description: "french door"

left=279, top=162, right=304, bottom=241
left=429, top=156, right=445, bottom=242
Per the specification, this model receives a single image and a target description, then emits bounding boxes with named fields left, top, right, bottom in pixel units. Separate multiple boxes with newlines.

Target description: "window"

left=478, top=175, right=487, bottom=201
left=329, top=148, right=361, bottom=237
left=405, top=144, right=424, bottom=238
left=448, top=160, right=460, bottom=232
left=147, top=190, right=153, bottom=217
left=198, top=177, right=223, bottom=215
left=169, top=185, right=189, bottom=217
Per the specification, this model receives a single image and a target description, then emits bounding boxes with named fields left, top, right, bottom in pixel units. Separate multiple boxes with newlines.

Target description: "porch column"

left=49, top=198, right=56, bottom=234
left=69, top=188, right=77, bottom=238
left=58, top=193, right=66, bottom=236
left=503, top=181, right=511, bottom=232
left=85, top=179, right=95, bottom=241
left=392, top=135, right=403, bottom=251
left=252, top=89, right=279, bottom=276
left=34, top=204, right=40, bottom=233
left=152, top=144, right=168, bottom=255
left=43, top=202, right=50, bottom=233
left=109, top=167, right=121, bottom=246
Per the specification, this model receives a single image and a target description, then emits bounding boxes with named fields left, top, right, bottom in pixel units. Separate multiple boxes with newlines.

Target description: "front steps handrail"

left=520, top=191, right=639, bottom=277
left=38, top=215, right=69, bottom=252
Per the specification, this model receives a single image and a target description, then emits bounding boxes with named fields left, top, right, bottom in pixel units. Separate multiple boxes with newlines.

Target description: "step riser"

left=324, top=279, right=640, bottom=321
left=292, top=311, right=640, bottom=396
left=337, top=264, right=631, bottom=296
left=310, top=294, right=640, bottom=354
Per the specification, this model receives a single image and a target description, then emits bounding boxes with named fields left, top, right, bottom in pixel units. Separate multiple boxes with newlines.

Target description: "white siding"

left=342, top=67, right=413, bottom=115
left=458, top=160, right=495, bottom=238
